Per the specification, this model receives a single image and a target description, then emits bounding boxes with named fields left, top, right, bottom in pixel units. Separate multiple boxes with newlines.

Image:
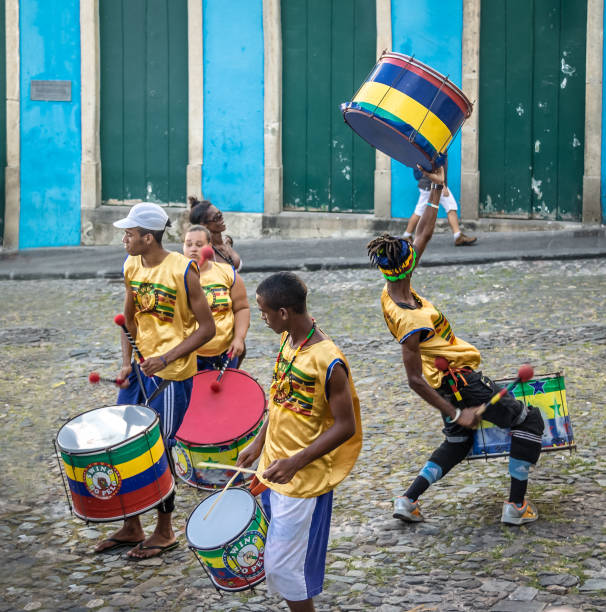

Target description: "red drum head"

left=176, top=369, right=266, bottom=445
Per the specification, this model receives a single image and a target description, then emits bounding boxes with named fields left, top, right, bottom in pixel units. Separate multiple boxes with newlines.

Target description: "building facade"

left=1, top=0, right=604, bottom=249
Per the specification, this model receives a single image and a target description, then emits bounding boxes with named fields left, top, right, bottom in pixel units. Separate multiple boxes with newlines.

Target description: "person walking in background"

left=403, top=158, right=477, bottom=247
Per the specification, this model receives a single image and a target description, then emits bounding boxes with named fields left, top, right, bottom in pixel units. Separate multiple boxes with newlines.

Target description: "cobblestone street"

left=1, top=260, right=605, bottom=611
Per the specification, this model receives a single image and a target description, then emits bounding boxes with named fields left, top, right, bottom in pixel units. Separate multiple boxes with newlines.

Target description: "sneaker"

left=501, top=500, right=539, bottom=525
left=454, top=233, right=478, bottom=246
left=393, top=496, right=424, bottom=522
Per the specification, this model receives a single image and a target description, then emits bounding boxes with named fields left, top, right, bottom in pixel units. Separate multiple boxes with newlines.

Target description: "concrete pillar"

left=3, top=0, right=19, bottom=249
left=263, top=0, right=282, bottom=215
left=80, top=0, right=101, bottom=244
left=460, top=0, right=480, bottom=221
left=187, top=0, right=204, bottom=202
left=583, top=0, right=603, bottom=224
left=374, top=0, right=391, bottom=218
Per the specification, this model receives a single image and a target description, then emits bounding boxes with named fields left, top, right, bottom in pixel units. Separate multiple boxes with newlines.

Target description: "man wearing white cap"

left=94, top=203, right=216, bottom=559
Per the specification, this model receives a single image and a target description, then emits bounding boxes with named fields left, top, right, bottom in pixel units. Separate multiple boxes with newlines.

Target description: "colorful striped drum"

left=173, top=369, right=266, bottom=490
left=341, top=52, right=473, bottom=169
left=469, top=373, right=575, bottom=459
left=187, top=488, right=268, bottom=592
left=56, top=405, right=174, bottom=522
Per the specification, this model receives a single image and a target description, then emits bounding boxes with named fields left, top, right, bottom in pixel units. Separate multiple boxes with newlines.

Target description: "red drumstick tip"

left=115, top=378, right=125, bottom=385
left=210, top=380, right=221, bottom=392
left=434, top=356, right=449, bottom=371
left=518, top=364, right=534, bottom=382
left=89, top=372, right=100, bottom=384
left=200, top=245, right=214, bottom=262
left=114, top=313, right=126, bottom=327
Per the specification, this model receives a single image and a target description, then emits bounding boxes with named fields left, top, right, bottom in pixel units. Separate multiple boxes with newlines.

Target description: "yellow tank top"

left=257, top=335, right=363, bottom=498
left=381, top=285, right=481, bottom=388
left=197, top=262, right=235, bottom=357
left=123, top=252, right=198, bottom=381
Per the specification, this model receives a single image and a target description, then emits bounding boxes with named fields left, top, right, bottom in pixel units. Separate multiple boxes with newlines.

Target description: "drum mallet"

left=210, top=353, right=233, bottom=392
left=88, top=372, right=125, bottom=387
left=476, top=363, right=534, bottom=418
left=114, top=313, right=145, bottom=362
left=199, top=245, right=214, bottom=264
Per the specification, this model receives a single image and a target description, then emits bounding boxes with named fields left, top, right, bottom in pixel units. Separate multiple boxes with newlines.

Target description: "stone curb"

left=1, top=248, right=606, bottom=280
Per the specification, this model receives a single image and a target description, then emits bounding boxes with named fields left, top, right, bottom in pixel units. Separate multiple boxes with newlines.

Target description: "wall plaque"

left=31, top=80, right=72, bottom=102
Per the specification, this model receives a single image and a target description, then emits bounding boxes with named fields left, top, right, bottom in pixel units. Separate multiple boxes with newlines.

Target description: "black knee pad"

left=510, top=406, right=544, bottom=464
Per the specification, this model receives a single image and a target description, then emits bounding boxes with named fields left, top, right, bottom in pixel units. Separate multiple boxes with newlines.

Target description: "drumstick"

left=203, top=469, right=243, bottom=520
left=210, top=353, right=233, bottom=392
left=195, top=460, right=257, bottom=475
left=475, top=364, right=534, bottom=417
left=88, top=372, right=125, bottom=386
left=114, top=313, right=145, bottom=362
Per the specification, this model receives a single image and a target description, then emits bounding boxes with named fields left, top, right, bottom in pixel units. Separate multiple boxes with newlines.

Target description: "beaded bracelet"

left=160, top=355, right=168, bottom=368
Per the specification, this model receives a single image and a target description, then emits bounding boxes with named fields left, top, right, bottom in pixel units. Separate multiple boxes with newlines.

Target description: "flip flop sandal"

left=95, top=537, right=145, bottom=554
left=127, top=541, right=179, bottom=561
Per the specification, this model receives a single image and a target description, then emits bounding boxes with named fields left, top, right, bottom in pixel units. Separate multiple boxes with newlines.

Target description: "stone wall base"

left=82, top=206, right=589, bottom=245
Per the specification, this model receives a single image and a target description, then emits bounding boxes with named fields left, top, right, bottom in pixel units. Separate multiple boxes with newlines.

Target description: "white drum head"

left=57, top=405, right=156, bottom=453
left=187, top=488, right=255, bottom=549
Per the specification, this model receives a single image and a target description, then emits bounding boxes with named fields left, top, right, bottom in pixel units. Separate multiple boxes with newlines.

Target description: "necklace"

left=272, top=320, right=316, bottom=384
left=212, top=244, right=235, bottom=267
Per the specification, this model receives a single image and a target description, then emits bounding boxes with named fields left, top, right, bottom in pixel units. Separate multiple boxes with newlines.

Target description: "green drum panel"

left=100, top=0, right=188, bottom=204
left=479, top=0, right=586, bottom=220
left=0, top=0, right=5, bottom=244
left=282, top=0, right=375, bottom=213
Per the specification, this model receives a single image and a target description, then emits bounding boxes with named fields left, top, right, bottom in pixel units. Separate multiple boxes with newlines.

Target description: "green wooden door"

left=479, top=0, right=586, bottom=220
left=100, top=0, right=188, bottom=204
left=0, top=0, right=5, bottom=244
left=282, top=0, right=375, bottom=213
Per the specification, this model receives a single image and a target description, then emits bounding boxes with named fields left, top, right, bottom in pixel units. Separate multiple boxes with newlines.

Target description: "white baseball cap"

left=113, top=203, right=170, bottom=231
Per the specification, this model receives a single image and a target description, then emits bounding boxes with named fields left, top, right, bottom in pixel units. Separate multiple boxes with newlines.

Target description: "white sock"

left=453, top=231, right=461, bottom=240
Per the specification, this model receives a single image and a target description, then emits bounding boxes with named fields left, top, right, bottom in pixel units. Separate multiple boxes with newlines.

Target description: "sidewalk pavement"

left=1, top=227, right=605, bottom=280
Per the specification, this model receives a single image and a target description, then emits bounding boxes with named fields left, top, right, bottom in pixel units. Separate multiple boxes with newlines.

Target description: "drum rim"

left=56, top=404, right=159, bottom=454
left=342, top=106, right=436, bottom=167
left=185, top=487, right=258, bottom=550
left=380, top=52, right=472, bottom=112
left=176, top=413, right=265, bottom=447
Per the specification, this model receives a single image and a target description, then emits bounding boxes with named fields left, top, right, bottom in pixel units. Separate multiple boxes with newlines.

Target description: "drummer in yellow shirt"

left=237, top=271, right=362, bottom=612
left=183, top=225, right=250, bottom=370
left=367, top=164, right=544, bottom=527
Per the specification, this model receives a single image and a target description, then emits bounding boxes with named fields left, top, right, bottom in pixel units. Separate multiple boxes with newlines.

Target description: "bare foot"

left=127, top=532, right=178, bottom=559
left=94, top=524, right=145, bottom=553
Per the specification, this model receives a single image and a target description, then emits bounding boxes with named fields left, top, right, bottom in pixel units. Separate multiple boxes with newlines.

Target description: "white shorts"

left=414, top=187, right=459, bottom=216
left=260, top=488, right=333, bottom=601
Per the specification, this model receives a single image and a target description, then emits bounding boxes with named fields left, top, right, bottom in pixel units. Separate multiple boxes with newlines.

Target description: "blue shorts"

left=196, top=352, right=239, bottom=371
left=260, top=488, right=333, bottom=601
left=117, top=365, right=193, bottom=447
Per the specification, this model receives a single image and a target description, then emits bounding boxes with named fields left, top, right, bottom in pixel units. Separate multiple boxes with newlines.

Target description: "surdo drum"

left=173, top=369, right=266, bottom=490
left=55, top=405, right=174, bottom=522
left=468, top=372, right=575, bottom=459
left=186, top=487, right=268, bottom=592
left=341, top=52, right=473, bottom=170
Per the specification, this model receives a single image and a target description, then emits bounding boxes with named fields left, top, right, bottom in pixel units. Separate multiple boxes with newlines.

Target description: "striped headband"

left=375, top=240, right=417, bottom=281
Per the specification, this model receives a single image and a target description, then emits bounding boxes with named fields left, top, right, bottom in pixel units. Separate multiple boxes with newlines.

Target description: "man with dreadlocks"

left=367, top=164, right=544, bottom=526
